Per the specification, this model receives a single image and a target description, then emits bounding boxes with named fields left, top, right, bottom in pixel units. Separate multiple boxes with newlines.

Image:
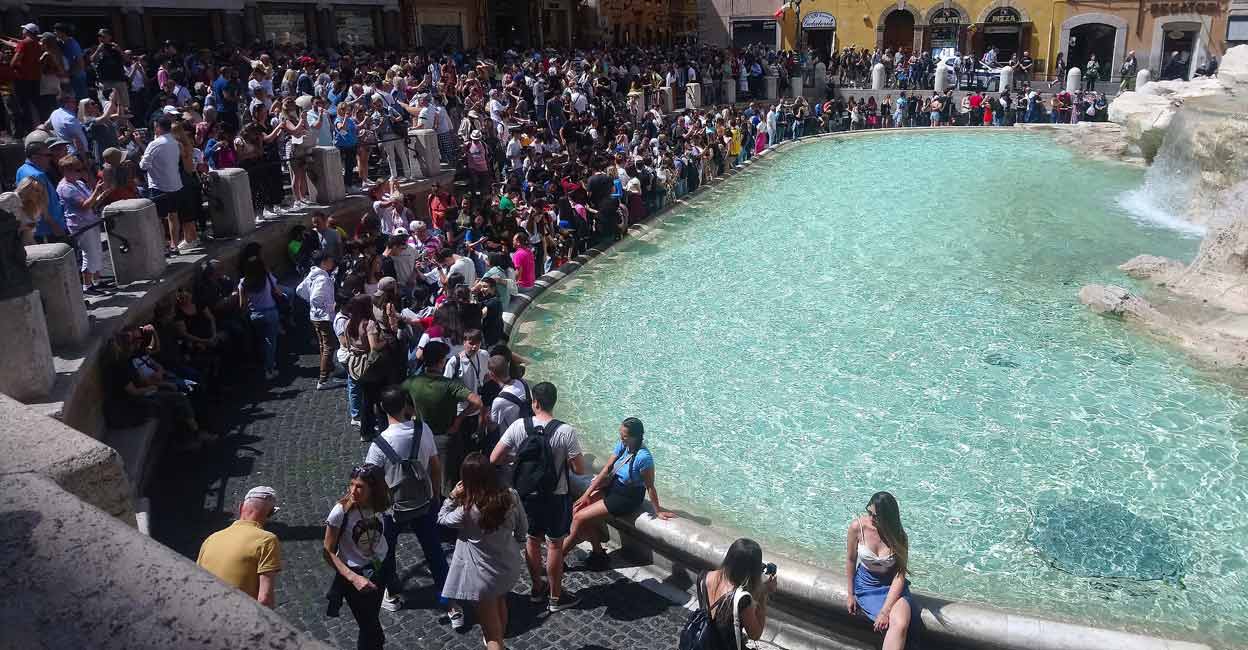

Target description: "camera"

left=764, top=563, right=777, bottom=577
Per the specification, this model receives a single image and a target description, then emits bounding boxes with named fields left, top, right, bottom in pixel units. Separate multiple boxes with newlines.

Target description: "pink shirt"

left=512, top=247, right=536, bottom=288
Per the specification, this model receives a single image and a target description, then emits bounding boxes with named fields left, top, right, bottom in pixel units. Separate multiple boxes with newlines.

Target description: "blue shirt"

left=611, top=442, right=654, bottom=487
left=334, top=117, right=357, bottom=147
left=16, top=162, right=65, bottom=236
left=62, top=37, right=83, bottom=72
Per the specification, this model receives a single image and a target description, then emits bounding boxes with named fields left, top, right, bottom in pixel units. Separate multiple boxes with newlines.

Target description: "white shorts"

left=78, top=225, right=105, bottom=275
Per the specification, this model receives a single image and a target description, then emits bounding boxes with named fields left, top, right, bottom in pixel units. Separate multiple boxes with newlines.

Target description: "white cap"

left=244, top=486, right=278, bottom=504
left=21, top=23, right=39, bottom=34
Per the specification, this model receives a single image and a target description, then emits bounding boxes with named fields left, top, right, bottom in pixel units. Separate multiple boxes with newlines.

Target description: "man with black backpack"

left=364, top=386, right=456, bottom=624
left=489, top=381, right=585, bottom=614
left=487, top=354, right=530, bottom=435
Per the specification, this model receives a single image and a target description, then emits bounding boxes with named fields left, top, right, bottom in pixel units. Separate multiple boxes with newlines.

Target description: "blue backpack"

left=679, top=573, right=744, bottom=650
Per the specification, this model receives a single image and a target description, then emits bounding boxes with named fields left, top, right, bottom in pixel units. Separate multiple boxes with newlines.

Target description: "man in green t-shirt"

left=402, top=340, right=482, bottom=491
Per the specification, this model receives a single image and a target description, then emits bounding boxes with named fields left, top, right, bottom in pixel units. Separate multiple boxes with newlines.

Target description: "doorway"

left=807, top=29, right=834, bottom=59
left=882, top=10, right=915, bottom=52
left=1069, top=23, right=1116, bottom=80
left=1161, top=25, right=1198, bottom=80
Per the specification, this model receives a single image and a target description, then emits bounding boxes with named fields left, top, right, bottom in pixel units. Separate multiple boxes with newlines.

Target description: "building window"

left=1229, top=15, right=1248, bottom=45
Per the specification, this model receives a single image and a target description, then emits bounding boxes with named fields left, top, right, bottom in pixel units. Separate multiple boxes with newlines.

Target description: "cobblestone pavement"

left=150, top=319, right=691, bottom=649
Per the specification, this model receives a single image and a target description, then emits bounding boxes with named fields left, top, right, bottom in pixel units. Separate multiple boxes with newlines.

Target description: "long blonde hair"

left=16, top=177, right=48, bottom=220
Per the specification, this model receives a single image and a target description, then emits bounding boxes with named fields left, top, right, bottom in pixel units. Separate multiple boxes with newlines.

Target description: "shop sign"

left=1147, top=0, right=1220, bottom=14
left=986, top=7, right=1022, bottom=23
left=930, top=8, right=963, bottom=25
left=802, top=11, right=836, bottom=29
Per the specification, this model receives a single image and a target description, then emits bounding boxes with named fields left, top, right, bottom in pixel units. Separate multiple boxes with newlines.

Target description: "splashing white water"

left=1116, top=111, right=1208, bottom=238
left=1116, top=188, right=1207, bottom=238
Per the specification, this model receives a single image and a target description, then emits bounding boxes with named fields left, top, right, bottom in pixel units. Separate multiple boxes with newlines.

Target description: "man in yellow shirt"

left=196, top=486, right=282, bottom=607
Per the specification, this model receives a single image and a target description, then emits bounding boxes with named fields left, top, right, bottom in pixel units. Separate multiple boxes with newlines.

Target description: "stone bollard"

left=103, top=199, right=167, bottom=286
left=935, top=62, right=949, bottom=93
left=409, top=128, right=441, bottom=178
left=872, top=63, right=886, bottom=90
left=26, top=243, right=89, bottom=347
left=309, top=146, right=345, bottom=204
left=814, top=62, right=827, bottom=96
left=790, top=75, right=803, bottom=98
left=1066, top=67, right=1082, bottom=94
left=764, top=76, right=778, bottom=100
left=999, top=67, right=1014, bottom=92
left=1136, top=69, right=1151, bottom=91
left=723, top=78, right=736, bottom=105
left=663, top=87, right=674, bottom=112
left=207, top=168, right=254, bottom=237
left=0, top=290, right=54, bottom=401
left=686, top=82, right=701, bottom=109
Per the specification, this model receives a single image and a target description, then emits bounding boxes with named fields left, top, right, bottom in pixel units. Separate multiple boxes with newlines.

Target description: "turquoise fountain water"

left=515, top=131, right=1246, bottom=645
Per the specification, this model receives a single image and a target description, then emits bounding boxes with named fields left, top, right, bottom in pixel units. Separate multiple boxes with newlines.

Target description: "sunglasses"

left=351, top=463, right=379, bottom=479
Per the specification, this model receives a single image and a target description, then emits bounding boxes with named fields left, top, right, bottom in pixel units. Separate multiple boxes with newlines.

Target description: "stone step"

left=102, top=417, right=161, bottom=501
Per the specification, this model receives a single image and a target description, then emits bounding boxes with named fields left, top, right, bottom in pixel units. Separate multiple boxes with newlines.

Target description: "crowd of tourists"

left=2, top=24, right=970, bottom=649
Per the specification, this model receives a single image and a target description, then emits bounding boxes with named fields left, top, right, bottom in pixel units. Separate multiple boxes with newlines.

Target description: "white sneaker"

left=316, top=378, right=345, bottom=390
left=381, top=590, right=403, bottom=612
left=176, top=240, right=194, bottom=251
left=448, top=607, right=466, bottom=630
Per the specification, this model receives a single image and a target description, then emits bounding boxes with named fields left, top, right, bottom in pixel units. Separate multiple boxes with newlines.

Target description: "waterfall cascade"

left=1081, top=45, right=1248, bottom=367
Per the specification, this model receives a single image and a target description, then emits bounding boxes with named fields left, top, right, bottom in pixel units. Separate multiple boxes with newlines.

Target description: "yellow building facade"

left=778, top=0, right=1058, bottom=75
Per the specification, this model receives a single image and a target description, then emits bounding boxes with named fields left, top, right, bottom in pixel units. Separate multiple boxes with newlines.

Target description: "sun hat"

left=470, top=130, right=482, bottom=141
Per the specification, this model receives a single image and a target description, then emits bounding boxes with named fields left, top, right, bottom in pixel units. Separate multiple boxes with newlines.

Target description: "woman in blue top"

left=846, top=491, right=919, bottom=650
left=561, top=417, right=676, bottom=569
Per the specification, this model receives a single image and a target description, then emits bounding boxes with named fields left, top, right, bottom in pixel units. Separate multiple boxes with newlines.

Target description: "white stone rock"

left=1107, top=91, right=1177, bottom=161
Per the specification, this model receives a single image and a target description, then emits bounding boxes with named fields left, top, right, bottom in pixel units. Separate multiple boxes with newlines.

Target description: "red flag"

left=774, top=3, right=786, bottom=18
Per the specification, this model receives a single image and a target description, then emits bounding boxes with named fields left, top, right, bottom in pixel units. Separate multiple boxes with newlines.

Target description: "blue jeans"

left=346, top=374, right=361, bottom=419
left=382, top=506, right=450, bottom=604
left=249, top=307, right=280, bottom=371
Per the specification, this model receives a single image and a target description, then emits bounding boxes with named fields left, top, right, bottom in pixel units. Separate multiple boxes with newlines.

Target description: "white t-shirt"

left=447, top=256, right=477, bottom=287
left=490, top=379, right=529, bottom=434
left=364, top=419, right=437, bottom=491
left=497, top=416, right=583, bottom=495
left=445, top=350, right=490, bottom=414
left=325, top=503, right=388, bottom=568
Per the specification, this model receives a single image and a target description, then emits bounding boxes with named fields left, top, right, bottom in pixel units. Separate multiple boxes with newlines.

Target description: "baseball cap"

left=24, top=140, right=49, bottom=156
left=376, top=276, right=397, bottom=292
left=45, top=137, right=70, bottom=148
left=21, top=23, right=39, bottom=34
left=245, top=485, right=277, bottom=504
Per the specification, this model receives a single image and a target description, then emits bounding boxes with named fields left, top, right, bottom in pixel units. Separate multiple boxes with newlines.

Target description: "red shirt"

left=428, top=192, right=450, bottom=231
left=11, top=37, right=42, bottom=81
left=969, top=94, right=984, bottom=109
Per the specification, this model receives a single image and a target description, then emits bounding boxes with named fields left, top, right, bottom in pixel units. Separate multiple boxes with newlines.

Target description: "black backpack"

left=511, top=417, right=565, bottom=499
left=678, top=572, right=743, bottom=650
left=371, top=427, right=434, bottom=522
left=495, top=380, right=533, bottom=420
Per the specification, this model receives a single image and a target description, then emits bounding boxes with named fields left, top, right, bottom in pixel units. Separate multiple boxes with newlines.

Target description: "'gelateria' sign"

left=802, top=12, right=836, bottom=29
